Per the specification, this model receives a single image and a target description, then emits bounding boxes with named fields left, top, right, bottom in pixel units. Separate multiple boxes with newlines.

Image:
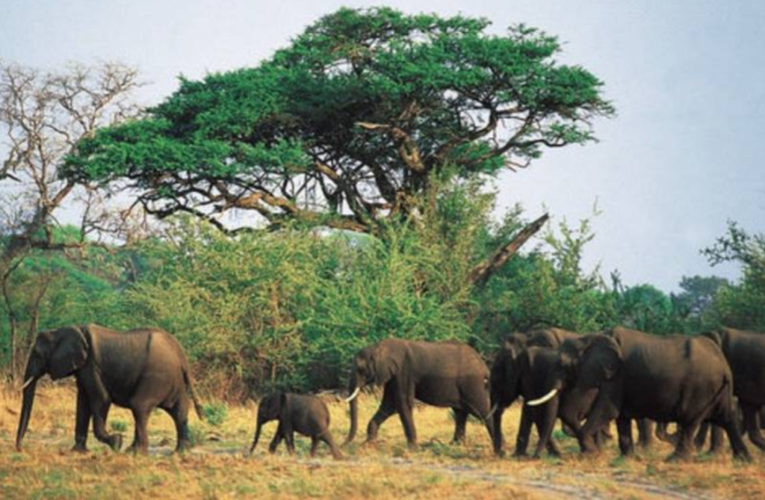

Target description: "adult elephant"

left=344, top=338, right=493, bottom=449
left=16, top=324, right=204, bottom=453
left=697, top=328, right=765, bottom=451
left=490, top=329, right=598, bottom=457
left=528, top=327, right=751, bottom=461
left=490, top=340, right=603, bottom=458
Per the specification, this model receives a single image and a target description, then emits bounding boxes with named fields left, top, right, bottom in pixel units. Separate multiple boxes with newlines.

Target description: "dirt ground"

left=1, top=381, right=764, bottom=499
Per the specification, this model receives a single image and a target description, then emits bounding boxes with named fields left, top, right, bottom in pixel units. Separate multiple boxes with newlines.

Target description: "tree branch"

left=468, top=213, right=549, bottom=287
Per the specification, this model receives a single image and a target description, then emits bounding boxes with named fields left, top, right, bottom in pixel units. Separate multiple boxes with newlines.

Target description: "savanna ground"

left=1, top=382, right=764, bottom=499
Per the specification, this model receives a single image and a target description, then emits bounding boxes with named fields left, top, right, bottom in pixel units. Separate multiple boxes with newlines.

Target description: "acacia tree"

left=0, top=61, right=141, bottom=376
left=64, top=7, right=613, bottom=284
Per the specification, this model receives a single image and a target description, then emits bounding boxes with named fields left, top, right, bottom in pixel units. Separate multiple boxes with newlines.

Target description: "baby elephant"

left=248, top=392, right=341, bottom=459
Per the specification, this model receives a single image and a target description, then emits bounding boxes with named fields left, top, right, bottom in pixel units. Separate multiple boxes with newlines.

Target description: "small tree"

left=0, top=61, right=141, bottom=377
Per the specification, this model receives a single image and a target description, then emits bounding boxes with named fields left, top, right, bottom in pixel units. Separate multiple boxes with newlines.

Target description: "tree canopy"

left=64, top=7, right=613, bottom=236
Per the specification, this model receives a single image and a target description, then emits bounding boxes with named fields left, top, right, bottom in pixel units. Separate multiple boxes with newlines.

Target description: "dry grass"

left=1, top=381, right=765, bottom=499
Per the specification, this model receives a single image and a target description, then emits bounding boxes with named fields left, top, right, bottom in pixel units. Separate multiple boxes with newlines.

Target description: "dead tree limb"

left=468, top=213, right=550, bottom=287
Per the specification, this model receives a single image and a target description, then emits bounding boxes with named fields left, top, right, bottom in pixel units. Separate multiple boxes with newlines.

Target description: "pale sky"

left=1, top=0, right=764, bottom=291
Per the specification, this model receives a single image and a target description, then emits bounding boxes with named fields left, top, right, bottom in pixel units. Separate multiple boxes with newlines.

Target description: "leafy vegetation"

left=63, top=7, right=613, bottom=238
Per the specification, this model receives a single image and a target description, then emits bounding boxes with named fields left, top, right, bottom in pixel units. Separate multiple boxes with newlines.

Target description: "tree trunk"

left=468, top=213, right=549, bottom=287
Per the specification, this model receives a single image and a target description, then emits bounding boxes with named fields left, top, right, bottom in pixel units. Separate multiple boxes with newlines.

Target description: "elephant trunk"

left=16, top=355, right=44, bottom=451
left=344, top=372, right=361, bottom=446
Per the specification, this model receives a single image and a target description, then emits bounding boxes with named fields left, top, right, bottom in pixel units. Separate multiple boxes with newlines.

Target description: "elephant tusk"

left=526, top=388, right=558, bottom=406
left=486, top=404, right=499, bottom=419
left=20, top=377, right=34, bottom=391
left=345, top=387, right=361, bottom=403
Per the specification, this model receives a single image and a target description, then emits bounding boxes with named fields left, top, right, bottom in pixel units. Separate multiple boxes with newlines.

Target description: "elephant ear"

left=577, top=336, right=621, bottom=390
left=49, top=326, right=89, bottom=380
left=372, top=343, right=400, bottom=386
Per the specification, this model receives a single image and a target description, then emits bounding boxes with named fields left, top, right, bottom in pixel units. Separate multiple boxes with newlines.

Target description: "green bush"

left=203, top=402, right=228, bottom=427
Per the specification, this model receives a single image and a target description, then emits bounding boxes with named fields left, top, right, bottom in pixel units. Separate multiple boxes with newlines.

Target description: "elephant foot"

left=126, top=443, right=149, bottom=455
left=109, top=434, right=123, bottom=452
left=71, top=443, right=88, bottom=453
left=493, top=449, right=506, bottom=459
left=176, top=439, right=192, bottom=453
left=363, top=437, right=378, bottom=446
left=579, top=445, right=600, bottom=457
left=666, top=451, right=692, bottom=463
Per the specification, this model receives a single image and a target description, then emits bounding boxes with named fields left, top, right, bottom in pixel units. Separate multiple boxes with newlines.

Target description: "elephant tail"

left=183, top=365, right=205, bottom=421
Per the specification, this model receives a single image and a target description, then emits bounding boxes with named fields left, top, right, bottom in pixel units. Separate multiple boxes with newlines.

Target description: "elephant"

left=500, top=328, right=578, bottom=352
left=527, top=327, right=751, bottom=461
left=701, top=328, right=765, bottom=451
left=490, top=342, right=601, bottom=458
left=344, top=338, right=493, bottom=449
left=248, top=392, right=341, bottom=459
left=16, top=324, right=204, bottom=454
left=490, top=331, right=604, bottom=457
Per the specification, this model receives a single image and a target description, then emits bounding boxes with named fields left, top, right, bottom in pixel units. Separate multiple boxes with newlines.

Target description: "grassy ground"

left=1, top=381, right=764, bottom=499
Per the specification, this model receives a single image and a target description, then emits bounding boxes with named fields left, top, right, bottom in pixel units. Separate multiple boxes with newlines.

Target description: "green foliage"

left=703, top=222, right=765, bottom=330
left=474, top=211, right=618, bottom=344
left=110, top=419, right=128, bottom=433
left=121, top=212, right=472, bottom=393
left=63, top=7, right=613, bottom=234
left=203, top=402, right=228, bottom=427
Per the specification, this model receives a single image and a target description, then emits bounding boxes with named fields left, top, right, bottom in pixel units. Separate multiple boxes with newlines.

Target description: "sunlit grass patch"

left=2, top=383, right=765, bottom=499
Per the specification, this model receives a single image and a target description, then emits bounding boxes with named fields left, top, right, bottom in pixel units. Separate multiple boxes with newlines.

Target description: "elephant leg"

left=693, top=422, right=709, bottom=450
left=707, top=424, right=723, bottom=454
left=91, top=401, right=121, bottom=451
left=310, top=437, right=319, bottom=457
left=322, top=433, right=342, bottom=460
left=708, top=401, right=751, bottom=462
left=269, top=424, right=284, bottom=453
left=397, top=402, right=417, bottom=449
left=670, top=421, right=701, bottom=461
left=451, top=408, right=468, bottom=444
left=513, top=406, right=533, bottom=457
left=72, top=385, right=92, bottom=452
left=616, top=416, right=634, bottom=457
left=636, top=419, right=654, bottom=448
left=366, top=384, right=396, bottom=443
left=129, top=406, right=151, bottom=454
left=286, top=430, right=296, bottom=454
left=166, top=397, right=192, bottom=452
left=532, top=414, right=560, bottom=458
left=742, top=403, right=765, bottom=451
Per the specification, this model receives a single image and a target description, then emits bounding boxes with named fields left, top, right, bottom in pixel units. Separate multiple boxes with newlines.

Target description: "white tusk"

left=486, top=404, right=499, bottom=420
left=20, top=377, right=35, bottom=391
left=345, top=387, right=361, bottom=403
left=526, top=388, right=559, bottom=407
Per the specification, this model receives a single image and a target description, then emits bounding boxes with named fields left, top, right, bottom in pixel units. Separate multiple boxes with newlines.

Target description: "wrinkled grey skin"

left=345, top=338, right=493, bottom=449
left=248, top=392, right=341, bottom=459
left=534, top=327, right=751, bottom=462
left=16, top=324, right=203, bottom=454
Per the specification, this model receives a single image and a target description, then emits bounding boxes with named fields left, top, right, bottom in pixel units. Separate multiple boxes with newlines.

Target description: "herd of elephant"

left=13, top=324, right=765, bottom=463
